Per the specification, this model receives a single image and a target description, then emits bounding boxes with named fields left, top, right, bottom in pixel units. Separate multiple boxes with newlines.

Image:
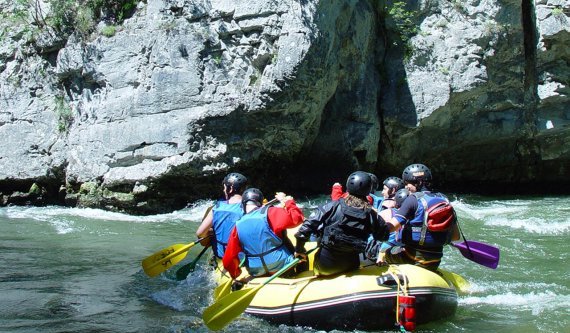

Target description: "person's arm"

left=294, top=201, right=334, bottom=252
left=196, top=208, right=214, bottom=246
left=268, top=194, right=305, bottom=235
left=386, top=195, right=418, bottom=232
left=331, top=182, right=344, bottom=201
left=222, top=227, right=243, bottom=279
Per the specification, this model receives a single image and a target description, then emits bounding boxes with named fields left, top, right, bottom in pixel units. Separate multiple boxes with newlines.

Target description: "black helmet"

left=383, top=177, right=404, bottom=191
left=394, top=188, right=410, bottom=208
left=402, top=164, right=432, bottom=186
left=368, top=173, right=379, bottom=192
left=346, top=171, right=372, bottom=197
left=241, top=188, right=264, bottom=207
left=223, top=172, right=248, bottom=192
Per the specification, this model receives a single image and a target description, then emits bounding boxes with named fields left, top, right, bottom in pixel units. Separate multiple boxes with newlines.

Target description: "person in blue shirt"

left=382, top=164, right=460, bottom=271
left=196, top=172, right=248, bottom=259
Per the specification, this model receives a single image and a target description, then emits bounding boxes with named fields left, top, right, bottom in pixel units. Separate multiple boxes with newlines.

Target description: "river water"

left=0, top=195, right=568, bottom=333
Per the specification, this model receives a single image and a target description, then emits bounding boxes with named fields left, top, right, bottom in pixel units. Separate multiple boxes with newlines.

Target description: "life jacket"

left=321, top=199, right=376, bottom=254
left=380, top=208, right=403, bottom=251
left=235, top=206, right=294, bottom=277
left=369, top=193, right=383, bottom=210
left=212, top=200, right=243, bottom=258
left=400, top=192, right=456, bottom=252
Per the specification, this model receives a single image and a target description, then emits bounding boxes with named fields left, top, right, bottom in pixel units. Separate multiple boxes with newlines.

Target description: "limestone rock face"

left=378, top=0, right=570, bottom=191
left=0, top=0, right=568, bottom=213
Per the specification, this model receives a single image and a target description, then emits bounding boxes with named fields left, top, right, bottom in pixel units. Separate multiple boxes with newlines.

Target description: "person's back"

left=383, top=164, right=460, bottom=271
left=223, top=189, right=304, bottom=279
left=210, top=199, right=243, bottom=258
left=196, top=172, right=247, bottom=258
left=296, top=171, right=389, bottom=276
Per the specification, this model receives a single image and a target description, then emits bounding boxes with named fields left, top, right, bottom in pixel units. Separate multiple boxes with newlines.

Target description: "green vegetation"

left=386, top=1, right=418, bottom=60
left=551, top=7, right=564, bottom=16
left=55, top=96, right=73, bottom=133
left=6, top=0, right=139, bottom=39
left=101, top=25, right=116, bottom=37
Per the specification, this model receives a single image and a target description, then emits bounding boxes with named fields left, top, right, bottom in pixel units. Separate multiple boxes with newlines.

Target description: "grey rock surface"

left=0, top=0, right=568, bottom=213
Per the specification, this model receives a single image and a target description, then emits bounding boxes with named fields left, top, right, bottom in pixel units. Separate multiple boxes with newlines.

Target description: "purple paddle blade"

left=451, top=240, right=500, bottom=269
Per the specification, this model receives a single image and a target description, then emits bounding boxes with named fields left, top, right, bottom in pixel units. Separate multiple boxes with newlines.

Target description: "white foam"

left=484, top=216, right=570, bottom=234
left=49, top=219, right=78, bottom=234
left=460, top=291, right=570, bottom=315
left=452, top=200, right=528, bottom=220
left=1, top=200, right=215, bottom=224
left=451, top=199, right=570, bottom=235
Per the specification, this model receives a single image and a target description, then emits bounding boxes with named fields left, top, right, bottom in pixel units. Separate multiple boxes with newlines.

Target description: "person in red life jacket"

left=379, top=176, right=405, bottom=210
left=330, top=182, right=347, bottom=201
left=383, top=164, right=460, bottom=271
left=222, top=188, right=305, bottom=280
left=296, top=171, right=389, bottom=276
left=196, top=172, right=247, bottom=259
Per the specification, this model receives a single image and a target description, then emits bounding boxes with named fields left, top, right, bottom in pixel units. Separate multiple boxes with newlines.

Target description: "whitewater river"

left=0, top=195, right=568, bottom=333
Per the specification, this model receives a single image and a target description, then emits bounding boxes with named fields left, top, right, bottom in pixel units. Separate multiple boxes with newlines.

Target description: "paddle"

left=438, top=268, right=470, bottom=295
left=203, top=248, right=315, bottom=330
left=214, top=257, right=248, bottom=300
left=451, top=240, right=500, bottom=269
left=142, top=235, right=210, bottom=278
left=175, top=245, right=209, bottom=280
left=451, top=221, right=500, bottom=269
left=214, top=278, right=233, bottom=300
left=174, top=205, right=215, bottom=280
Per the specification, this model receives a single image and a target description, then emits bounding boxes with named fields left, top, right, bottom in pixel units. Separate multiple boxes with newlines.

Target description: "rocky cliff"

left=0, top=0, right=568, bottom=214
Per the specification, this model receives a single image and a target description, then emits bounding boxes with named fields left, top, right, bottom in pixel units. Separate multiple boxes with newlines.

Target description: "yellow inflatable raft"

left=211, top=255, right=459, bottom=330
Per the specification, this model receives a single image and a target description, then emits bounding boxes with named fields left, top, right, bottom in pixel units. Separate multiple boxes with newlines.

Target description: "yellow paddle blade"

left=141, top=243, right=193, bottom=277
left=203, top=286, right=259, bottom=330
left=214, top=279, right=232, bottom=300
left=439, top=268, right=470, bottom=295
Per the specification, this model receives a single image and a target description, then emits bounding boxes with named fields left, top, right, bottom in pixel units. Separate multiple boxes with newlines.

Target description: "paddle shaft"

left=175, top=245, right=209, bottom=280
left=175, top=205, right=216, bottom=280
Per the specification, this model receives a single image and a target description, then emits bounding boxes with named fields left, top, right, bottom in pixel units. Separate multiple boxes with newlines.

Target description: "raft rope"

left=387, top=265, right=412, bottom=333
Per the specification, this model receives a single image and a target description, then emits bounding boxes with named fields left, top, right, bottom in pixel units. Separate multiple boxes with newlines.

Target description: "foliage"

left=386, top=1, right=418, bottom=60
left=551, top=7, right=564, bottom=16
left=5, top=0, right=139, bottom=40
left=101, top=25, right=116, bottom=37
left=388, top=1, right=418, bottom=44
left=55, top=96, right=73, bottom=133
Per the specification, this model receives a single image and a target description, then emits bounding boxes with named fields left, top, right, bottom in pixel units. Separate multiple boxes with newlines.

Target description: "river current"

left=0, top=195, right=568, bottom=333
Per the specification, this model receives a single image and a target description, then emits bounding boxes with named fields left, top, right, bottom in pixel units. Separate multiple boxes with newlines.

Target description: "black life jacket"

left=320, top=199, right=377, bottom=254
